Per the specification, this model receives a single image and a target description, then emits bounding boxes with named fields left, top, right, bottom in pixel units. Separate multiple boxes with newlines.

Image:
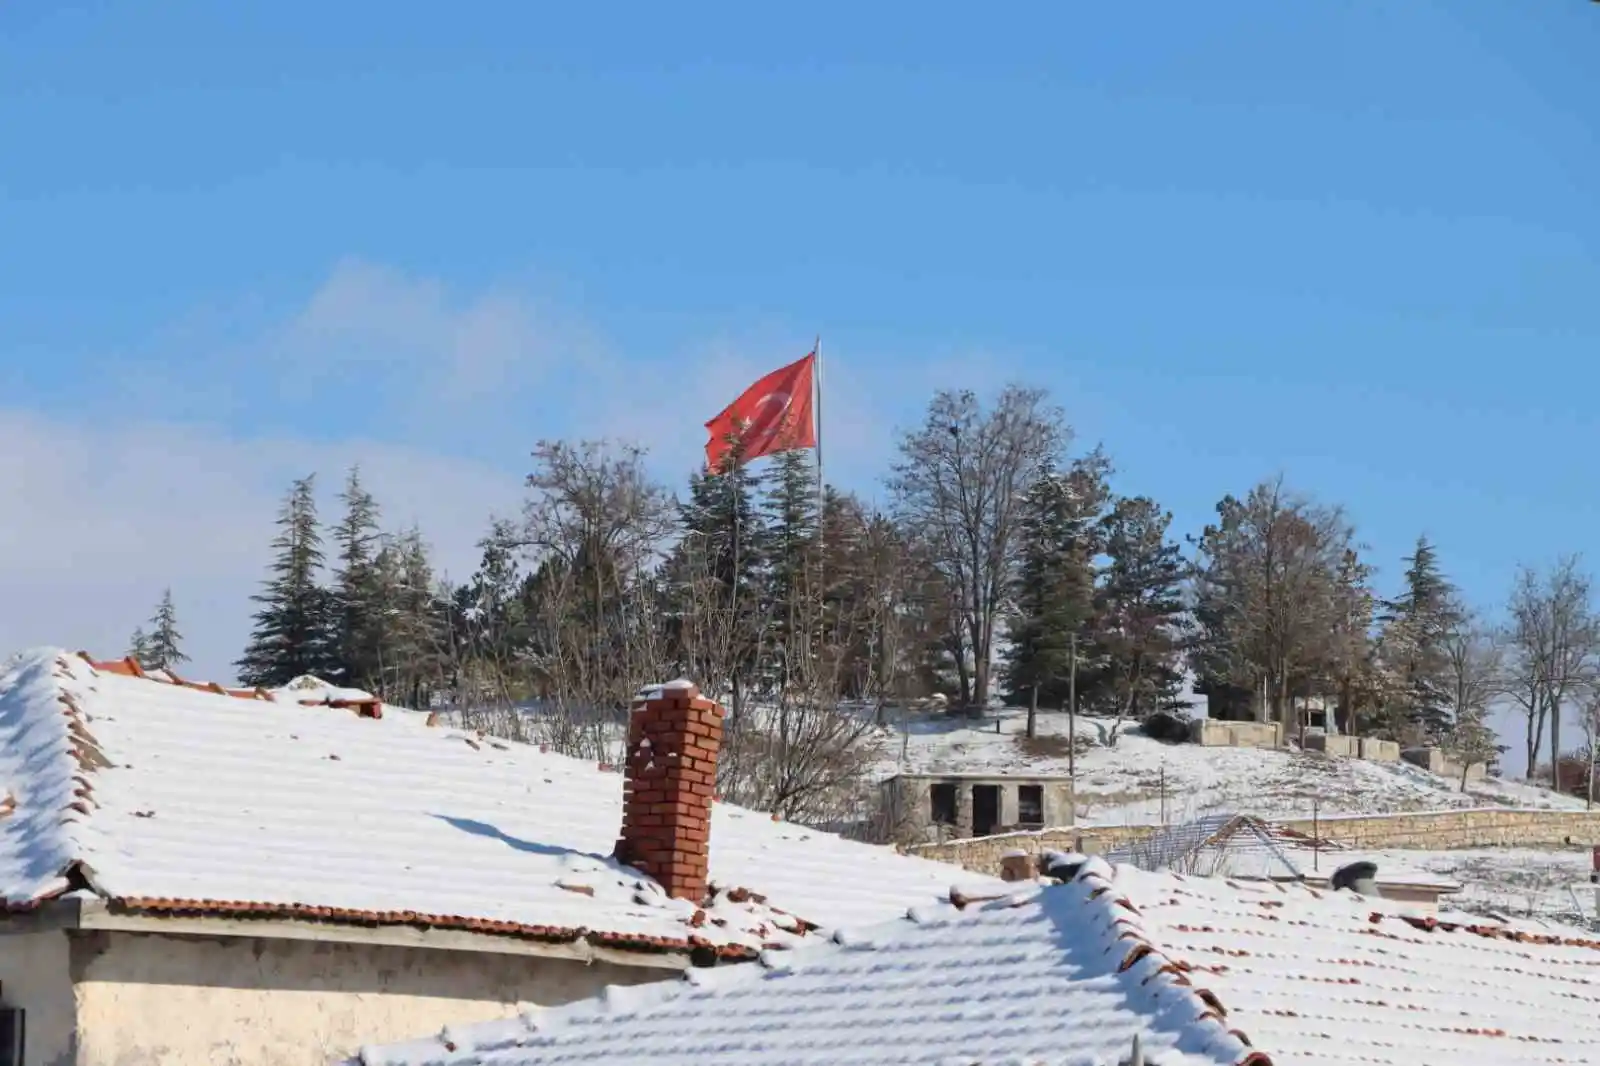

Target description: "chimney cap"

left=634, top=679, right=701, bottom=703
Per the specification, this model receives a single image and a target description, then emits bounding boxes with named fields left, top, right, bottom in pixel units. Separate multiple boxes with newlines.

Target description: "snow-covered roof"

left=0, top=648, right=1000, bottom=960
left=274, top=674, right=383, bottom=706
left=350, top=857, right=1600, bottom=1066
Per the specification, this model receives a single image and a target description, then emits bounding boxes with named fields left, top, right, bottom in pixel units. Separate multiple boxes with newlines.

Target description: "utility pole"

left=1068, top=630, right=1078, bottom=790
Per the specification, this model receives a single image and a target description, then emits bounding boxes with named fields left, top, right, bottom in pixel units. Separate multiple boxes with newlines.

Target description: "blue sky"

left=2, top=2, right=1599, bottom=724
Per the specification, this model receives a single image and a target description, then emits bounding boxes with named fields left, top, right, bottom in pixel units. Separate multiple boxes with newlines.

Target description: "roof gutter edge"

left=60, top=898, right=690, bottom=970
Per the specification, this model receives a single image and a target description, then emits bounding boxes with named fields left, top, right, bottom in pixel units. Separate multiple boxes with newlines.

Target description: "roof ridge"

left=1076, top=859, right=1273, bottom=1066
left=363, top=862, right=1278, bottom=1066
left=0, top=651, right=97, bottom=909
left=76, top=651, right=384, bottom=718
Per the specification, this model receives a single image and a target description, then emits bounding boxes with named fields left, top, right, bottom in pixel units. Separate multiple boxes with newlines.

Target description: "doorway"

left=972, top=784, right=1000, bottom=837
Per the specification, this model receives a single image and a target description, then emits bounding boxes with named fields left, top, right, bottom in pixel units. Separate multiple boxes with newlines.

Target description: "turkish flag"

left=704, top=351, right=817, bottom=471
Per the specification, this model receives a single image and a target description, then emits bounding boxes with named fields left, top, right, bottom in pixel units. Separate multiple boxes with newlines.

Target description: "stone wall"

left=1304, top=734, right=1357, bottom=757
left=908, top=807, right=1600, bottom=876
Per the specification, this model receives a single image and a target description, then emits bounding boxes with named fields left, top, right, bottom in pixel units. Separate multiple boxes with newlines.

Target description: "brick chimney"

left=614, top=680, right=723, bottom=901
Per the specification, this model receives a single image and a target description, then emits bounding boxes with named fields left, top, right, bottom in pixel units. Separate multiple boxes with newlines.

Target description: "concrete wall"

left=1188, top=720, right=1282, bottom=748
left=0, top=929, right=77, bottom=1066
left=1402, top=746, right=1484, bottom=783
left=883, top=776, right=1073, bottom=839
left=1359, top=738, right=1400, bottom=762
left=908, top=808, right=1600, bottom=876
left=68, top=930, right=668, bottom=1066
left=1304, top=734, right=1357, bottom=757
left=1403, top=747, right=1447, bottom=774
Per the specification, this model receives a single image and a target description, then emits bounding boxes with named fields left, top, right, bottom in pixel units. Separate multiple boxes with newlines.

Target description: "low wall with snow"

left=1188, top=719, right=1283, bottom=748
left=1359, top=738, right=1400, bottom=762
left=908, top=807, right=1600, bottom=875
left=1304, top=734, right=1358, bottom=757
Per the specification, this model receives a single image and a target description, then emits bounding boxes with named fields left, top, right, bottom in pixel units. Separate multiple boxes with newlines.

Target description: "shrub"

left=1141, top=708, right=1192, bottom=744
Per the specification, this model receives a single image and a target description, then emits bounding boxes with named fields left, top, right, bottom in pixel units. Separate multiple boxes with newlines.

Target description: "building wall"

left=884, top=776, right=1074, bottom=840
left=0, top=929, right=77, bottom=1066
left=909, top=808, right=1600, bottom=875
left=68, top=930, right=671, bottom=1066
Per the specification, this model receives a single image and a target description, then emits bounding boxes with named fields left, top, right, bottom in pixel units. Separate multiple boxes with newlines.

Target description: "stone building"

left=879, top=772, right=1075, bottom=840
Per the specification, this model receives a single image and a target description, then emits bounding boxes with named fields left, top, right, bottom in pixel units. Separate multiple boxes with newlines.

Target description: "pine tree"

left=1088, top=496, right=1187, bottom=727
left=376, top=528, right=447, bottom=707
left=144, top=588, right=188, bottom=670
left=668, top=446, right=767, bottom=712
left=455, top=519, right=530, bottom=694
left=126, top=626, right=152, bottom=666
left=236, top=475, right=335, bottom=687
left=1001, top=451, right=1109, bottom=736
left=760, top=449, right=820, bottom=692
left=329, top=466, right=383, bottom=688
left=1002, top=470, right=1081, bottom=737
left=1377, top=535, right=1463, bottom=740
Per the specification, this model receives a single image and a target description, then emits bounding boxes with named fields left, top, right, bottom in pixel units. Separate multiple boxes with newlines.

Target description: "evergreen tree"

left=144, top=588, right=188, bottom=670
left=1001, top=450, right=1109, bottom=734
left=126, top=626, right=152, bottom=666
left=329, top=466, right=383, bottom=688
left=760, top=449, right=820, bottom=691
left=454, top=519, right=530, bottom=694
left=1002, top=470, right=1081, bottom=736
left=236, top=475, right=336, bottom=687
left=1088, top=496, right=1187, bottom=724
left=375, top=527, right=447, bottom=707
left=1377, top=535, right=1463, bottom=740
left=664, top=444, right=767, bottom=712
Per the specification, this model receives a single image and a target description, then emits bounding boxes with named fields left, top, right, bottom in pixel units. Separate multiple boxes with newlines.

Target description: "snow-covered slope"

left=872, top=707, right=1584, bottom=823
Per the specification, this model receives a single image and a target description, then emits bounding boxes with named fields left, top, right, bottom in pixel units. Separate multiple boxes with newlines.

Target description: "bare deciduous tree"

left=888, top=386, right=1066, bottom=708
left=515, top=440, right=677, bottom=761
left=1192, top=476, right=1357, bottom=733
left=1505, top=557, right=1600, bottom=788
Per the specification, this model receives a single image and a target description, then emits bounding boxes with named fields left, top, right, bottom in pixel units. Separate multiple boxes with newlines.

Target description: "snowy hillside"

left=869, top=706, right=1585, bottom=824
left=1356, top=847, right=1599, bottom=926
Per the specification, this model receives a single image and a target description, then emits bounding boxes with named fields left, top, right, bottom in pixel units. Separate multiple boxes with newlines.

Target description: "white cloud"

left=0, top=410, right=522, bottom=684
left=0, top=260, right=1024, bottom=689
left=278, top=258, right=585, bottom=405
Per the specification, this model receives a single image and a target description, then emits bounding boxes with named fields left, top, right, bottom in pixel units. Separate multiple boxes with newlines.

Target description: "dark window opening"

left=1018, top=785, right=1044, bottom=827
left=972, top=784, right=1000, bottom=837
left=929, top=782, right=958, bottom=826
left=0, top=1006, right=25, bottom=1066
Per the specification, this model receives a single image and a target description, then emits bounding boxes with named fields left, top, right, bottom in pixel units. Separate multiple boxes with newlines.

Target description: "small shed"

left=880, top=772, right=1075, bottom=840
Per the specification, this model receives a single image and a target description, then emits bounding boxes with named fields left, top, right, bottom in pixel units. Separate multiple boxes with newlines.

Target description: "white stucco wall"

left=69, top=930, right=670, bottom=1066
left=0, top=929, right=77, bottom=1066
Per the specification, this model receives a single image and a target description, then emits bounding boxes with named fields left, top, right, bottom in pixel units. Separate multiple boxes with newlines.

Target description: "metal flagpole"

left=814, top=335, right=824, bottom=538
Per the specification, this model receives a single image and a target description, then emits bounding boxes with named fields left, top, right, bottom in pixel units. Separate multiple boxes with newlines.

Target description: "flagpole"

left=814, top=335, right=824, bottom=535
left=813, top=336, right=825, bottom=628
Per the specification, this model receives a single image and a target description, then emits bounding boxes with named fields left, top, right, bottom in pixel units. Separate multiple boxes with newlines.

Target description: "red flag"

left=704, top=351, right=817, bottom=471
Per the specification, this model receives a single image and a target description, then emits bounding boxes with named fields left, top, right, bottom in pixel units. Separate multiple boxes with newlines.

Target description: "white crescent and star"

left=738, top=390, right=795, bottom=451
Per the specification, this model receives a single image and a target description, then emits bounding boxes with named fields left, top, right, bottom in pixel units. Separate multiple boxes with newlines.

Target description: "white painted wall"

left=0, top=929, right=77, bottom=1066
left=69, top=930, right=668, bottom=1066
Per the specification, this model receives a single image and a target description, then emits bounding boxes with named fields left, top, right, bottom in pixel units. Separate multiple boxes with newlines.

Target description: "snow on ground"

left=869, top=706, right=1586, bottom=823
left=1353, top=846, right=1600, bottom=925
